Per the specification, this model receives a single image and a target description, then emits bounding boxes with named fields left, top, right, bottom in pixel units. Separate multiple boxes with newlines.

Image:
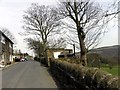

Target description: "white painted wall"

left=53, top=52, right=61, bottom=59
left=10, top=54, right=13, bottom=62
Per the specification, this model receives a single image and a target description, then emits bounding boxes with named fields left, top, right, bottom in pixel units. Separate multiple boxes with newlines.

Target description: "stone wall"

left=49, top=59, right=119, bottom=89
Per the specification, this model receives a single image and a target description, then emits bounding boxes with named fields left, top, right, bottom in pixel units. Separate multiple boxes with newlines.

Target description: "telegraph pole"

left=73, top=44, right=75, bottom=56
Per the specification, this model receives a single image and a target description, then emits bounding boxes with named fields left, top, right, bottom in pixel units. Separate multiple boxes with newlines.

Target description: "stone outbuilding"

left=0, top=30, right=14, bottom=66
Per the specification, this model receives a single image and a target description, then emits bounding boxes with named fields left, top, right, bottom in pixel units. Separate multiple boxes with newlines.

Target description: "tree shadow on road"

left=47, top=68, right=67, bottom=90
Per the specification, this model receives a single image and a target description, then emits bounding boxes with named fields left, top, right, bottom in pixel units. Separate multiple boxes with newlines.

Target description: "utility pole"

left=67, top=42, right=76, bottom=57
left=73, top=44, right=75, bottom=56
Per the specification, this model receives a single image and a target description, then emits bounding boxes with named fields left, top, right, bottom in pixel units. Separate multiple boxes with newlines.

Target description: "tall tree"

left=25, top=38, right=44, bottom=57
left=23, top=3, right=62, bottom=64
left=57, top=0, right=118, bottom=66
left=48, top=37, right=66, bottom=48
left=25, top=37, right=66, bottom=57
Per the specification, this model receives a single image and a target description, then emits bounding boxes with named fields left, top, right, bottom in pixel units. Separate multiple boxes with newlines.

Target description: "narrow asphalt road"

left=2, top=59, right=58, bottom=88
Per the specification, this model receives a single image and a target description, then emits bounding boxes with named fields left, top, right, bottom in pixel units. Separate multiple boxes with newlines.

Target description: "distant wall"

left=49, top=59, right=119, bottom=89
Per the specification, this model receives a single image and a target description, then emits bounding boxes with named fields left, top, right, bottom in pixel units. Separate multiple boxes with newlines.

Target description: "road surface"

left=2, top=59, right=58, bottom=88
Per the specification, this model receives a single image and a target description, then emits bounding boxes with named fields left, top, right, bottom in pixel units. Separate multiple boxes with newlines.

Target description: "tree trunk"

left=77, top=26, right=87, bottom=66
left=44, top=50, right=48, bottom=66
left=80, top=36, right=87, bottom=66
left=43, top=41, right=48, bottom=67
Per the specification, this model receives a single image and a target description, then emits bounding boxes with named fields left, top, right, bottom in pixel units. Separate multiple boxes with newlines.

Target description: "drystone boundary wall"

left=49, top=59, right=119, bottom=90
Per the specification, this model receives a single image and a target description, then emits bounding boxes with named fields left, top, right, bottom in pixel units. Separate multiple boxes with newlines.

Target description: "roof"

left=48, top=48, right=73, bottom=51
left=48, top=48, right=64, bottom=50
left=0, top=30, right=14, bottom=44
left=65, top=49, right=73, bottom=51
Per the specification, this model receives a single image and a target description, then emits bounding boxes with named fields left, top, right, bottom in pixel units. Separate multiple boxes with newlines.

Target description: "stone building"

left=47, top=48, right=73, bottom=59
left=0, top=31, right=14, bottom=65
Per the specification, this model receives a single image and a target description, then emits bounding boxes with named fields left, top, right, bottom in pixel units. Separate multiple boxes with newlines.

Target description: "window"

left=1, top=35, right=5, bottom=44
left=9, top=42, right=12, bottom=48
left=1, top=52, right=5, bottom=61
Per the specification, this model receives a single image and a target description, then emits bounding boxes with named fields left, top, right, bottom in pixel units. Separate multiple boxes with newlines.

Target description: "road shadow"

left=47, top=68, right=67, bottom=90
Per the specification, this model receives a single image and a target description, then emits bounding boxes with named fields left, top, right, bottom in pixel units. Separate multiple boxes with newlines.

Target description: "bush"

left=67, top=54, right=74, bottom=58
left=58, top=54, right=65, bottom=58
left=15, top=58, right=20, bottom=62
left=7, top=61, right=11, bottom=65
left=39, top=57, right=49, bottom=67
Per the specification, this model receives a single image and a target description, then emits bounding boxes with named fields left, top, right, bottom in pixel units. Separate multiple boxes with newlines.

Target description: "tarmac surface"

left=2, top=59, right=58, bottom=88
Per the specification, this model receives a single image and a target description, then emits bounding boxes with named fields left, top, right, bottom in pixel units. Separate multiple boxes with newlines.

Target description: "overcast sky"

left=0, top=0, right=118, bottom=55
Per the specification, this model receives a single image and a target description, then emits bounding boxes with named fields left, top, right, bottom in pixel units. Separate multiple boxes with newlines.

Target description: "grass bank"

left=100, top=66, right=119, bottom=76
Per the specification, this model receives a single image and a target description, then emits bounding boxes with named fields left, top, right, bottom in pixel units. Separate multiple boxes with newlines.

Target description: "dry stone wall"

left=49, top=59, right=119, bottom=90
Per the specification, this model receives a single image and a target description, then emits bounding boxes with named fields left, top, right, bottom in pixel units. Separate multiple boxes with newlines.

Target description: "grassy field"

left=59, top=58, right=119, bottom=76
left=100, top=66, right=119, bottom=76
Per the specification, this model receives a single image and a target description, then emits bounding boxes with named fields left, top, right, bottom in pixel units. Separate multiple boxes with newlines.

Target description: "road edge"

left=1, top=62, right=19, bottom=70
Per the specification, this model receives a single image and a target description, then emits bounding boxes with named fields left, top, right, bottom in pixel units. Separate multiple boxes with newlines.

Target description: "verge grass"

left=100, top=66, right=119, bottom=76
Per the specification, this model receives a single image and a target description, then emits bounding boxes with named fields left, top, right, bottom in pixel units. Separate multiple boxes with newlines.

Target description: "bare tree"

left=104, top=0, right=119, bottom=17
left=57, top=0, right=119, bottom=66
left=25, top=38, right=44, bottom=57
left=23, top=3, right=62, bottom=64
left=62, top=0, right=119, bottom=50
left=48, top=37, right=66, bottom=48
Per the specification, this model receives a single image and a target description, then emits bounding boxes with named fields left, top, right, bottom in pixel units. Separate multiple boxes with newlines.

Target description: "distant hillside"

left=89, top=45, right=120, bottom=62
left=89, top=45, right=119, bottom=60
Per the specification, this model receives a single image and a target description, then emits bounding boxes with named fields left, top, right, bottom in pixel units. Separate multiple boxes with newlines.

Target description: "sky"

left=0, top=0, right=118, bottom=55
